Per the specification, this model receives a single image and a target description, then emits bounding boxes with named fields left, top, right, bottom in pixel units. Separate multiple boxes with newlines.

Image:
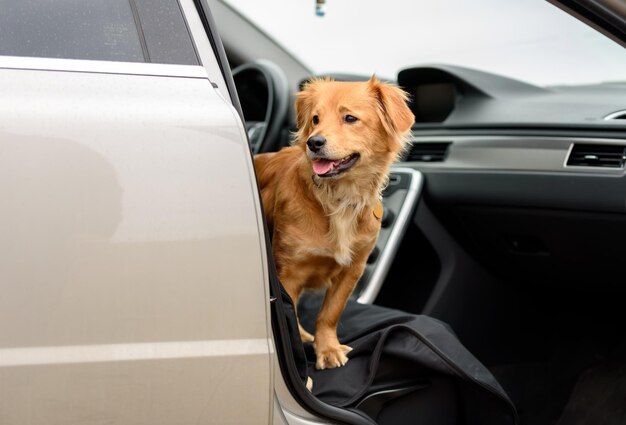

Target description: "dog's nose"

left=307, top=135, right=326, bottom=153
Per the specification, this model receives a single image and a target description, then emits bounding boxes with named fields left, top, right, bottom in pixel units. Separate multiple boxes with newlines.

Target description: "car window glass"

left=0, top=0, right=145, bottom=62
left=0, top=0, right=199, bottom=65
left=134, top=0, right=199, bottom=65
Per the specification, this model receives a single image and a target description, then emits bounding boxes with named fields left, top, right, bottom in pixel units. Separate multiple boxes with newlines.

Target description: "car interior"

left=211, top=1, right=626, bottom=423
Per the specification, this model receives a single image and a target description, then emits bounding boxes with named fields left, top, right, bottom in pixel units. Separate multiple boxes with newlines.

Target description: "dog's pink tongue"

left=312, top=159, right=334, bottom=175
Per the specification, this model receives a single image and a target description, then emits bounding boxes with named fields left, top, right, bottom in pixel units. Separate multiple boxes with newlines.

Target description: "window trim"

left=0, top=55, right=209, bottom=79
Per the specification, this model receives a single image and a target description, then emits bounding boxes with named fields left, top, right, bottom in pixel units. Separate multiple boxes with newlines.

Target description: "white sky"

left=224, top=0, right=626, bottom=86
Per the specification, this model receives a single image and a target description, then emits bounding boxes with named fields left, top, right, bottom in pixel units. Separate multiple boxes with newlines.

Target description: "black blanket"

left=282, top=288, right=518, bottom=424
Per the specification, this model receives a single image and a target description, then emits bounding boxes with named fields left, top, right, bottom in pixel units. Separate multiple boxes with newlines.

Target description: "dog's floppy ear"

left=295, top=79, right=320, bottom=133
left=295, top=89, right=312, bottom=131
left=293, top=87, right=314, bottom=145
left=369, top=76, right=415, bottom=138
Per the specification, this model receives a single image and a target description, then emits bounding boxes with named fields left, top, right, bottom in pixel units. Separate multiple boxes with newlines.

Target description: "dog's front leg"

left=313, top=262, right=365, bottom=369
left=280, top=277, right=316, bottom=343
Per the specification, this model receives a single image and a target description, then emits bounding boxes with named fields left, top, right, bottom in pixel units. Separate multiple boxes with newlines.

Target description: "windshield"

left=224, top=0, right=626, bottom=87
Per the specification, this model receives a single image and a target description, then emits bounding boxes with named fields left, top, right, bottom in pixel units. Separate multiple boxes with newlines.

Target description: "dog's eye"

left=312, top=115, right=319, bottom=125
left=344, top=114, right=358, bottom=123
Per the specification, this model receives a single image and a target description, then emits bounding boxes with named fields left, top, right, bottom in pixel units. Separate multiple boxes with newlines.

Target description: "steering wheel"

left=232, top=59, right=290, bottom=154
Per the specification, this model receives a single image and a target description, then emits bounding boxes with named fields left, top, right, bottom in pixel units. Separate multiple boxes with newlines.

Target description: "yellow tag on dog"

left=373, top=201, right=384, bottom=220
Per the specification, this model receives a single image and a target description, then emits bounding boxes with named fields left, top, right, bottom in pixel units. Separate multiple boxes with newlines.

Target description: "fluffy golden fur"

left=255, top=76, right=414, bottom=369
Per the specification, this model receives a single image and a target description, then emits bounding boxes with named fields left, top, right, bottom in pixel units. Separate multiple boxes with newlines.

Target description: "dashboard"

left=392, top=66, right=626, bottom=294
left=398, top=65, right=626, bottom=126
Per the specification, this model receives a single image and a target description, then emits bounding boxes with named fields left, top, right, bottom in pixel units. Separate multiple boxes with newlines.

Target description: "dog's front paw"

left=314, top=343, right=352, bottom=370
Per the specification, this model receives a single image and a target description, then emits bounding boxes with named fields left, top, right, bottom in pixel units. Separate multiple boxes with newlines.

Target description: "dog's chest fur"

left=326, top=208, right=360, bottom=266
left=292, top=212, right=372, bottom=270
left=324, top=201, right=369, bottom=266
left=311, top=193, right=379, bottom=266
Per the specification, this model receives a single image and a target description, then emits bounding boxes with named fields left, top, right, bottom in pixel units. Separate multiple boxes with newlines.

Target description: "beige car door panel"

left=0, top=60, right=272, bottom=424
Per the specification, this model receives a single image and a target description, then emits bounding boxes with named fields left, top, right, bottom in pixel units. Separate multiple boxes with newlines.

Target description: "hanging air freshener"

left=315, top=0, right=326, bottom=16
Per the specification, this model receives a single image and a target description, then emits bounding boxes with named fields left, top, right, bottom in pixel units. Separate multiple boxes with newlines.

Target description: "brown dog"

left=255, top=76, right=414, bottom=370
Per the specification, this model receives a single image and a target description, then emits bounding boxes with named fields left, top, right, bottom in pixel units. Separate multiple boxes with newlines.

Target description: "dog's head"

left=294, top=76, right=414, bottom=181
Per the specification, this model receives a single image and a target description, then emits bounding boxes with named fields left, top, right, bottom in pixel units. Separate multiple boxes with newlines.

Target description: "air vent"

left=404, top=142, right=451, bottom=162
left=567, top=144, right=626, bottom=168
